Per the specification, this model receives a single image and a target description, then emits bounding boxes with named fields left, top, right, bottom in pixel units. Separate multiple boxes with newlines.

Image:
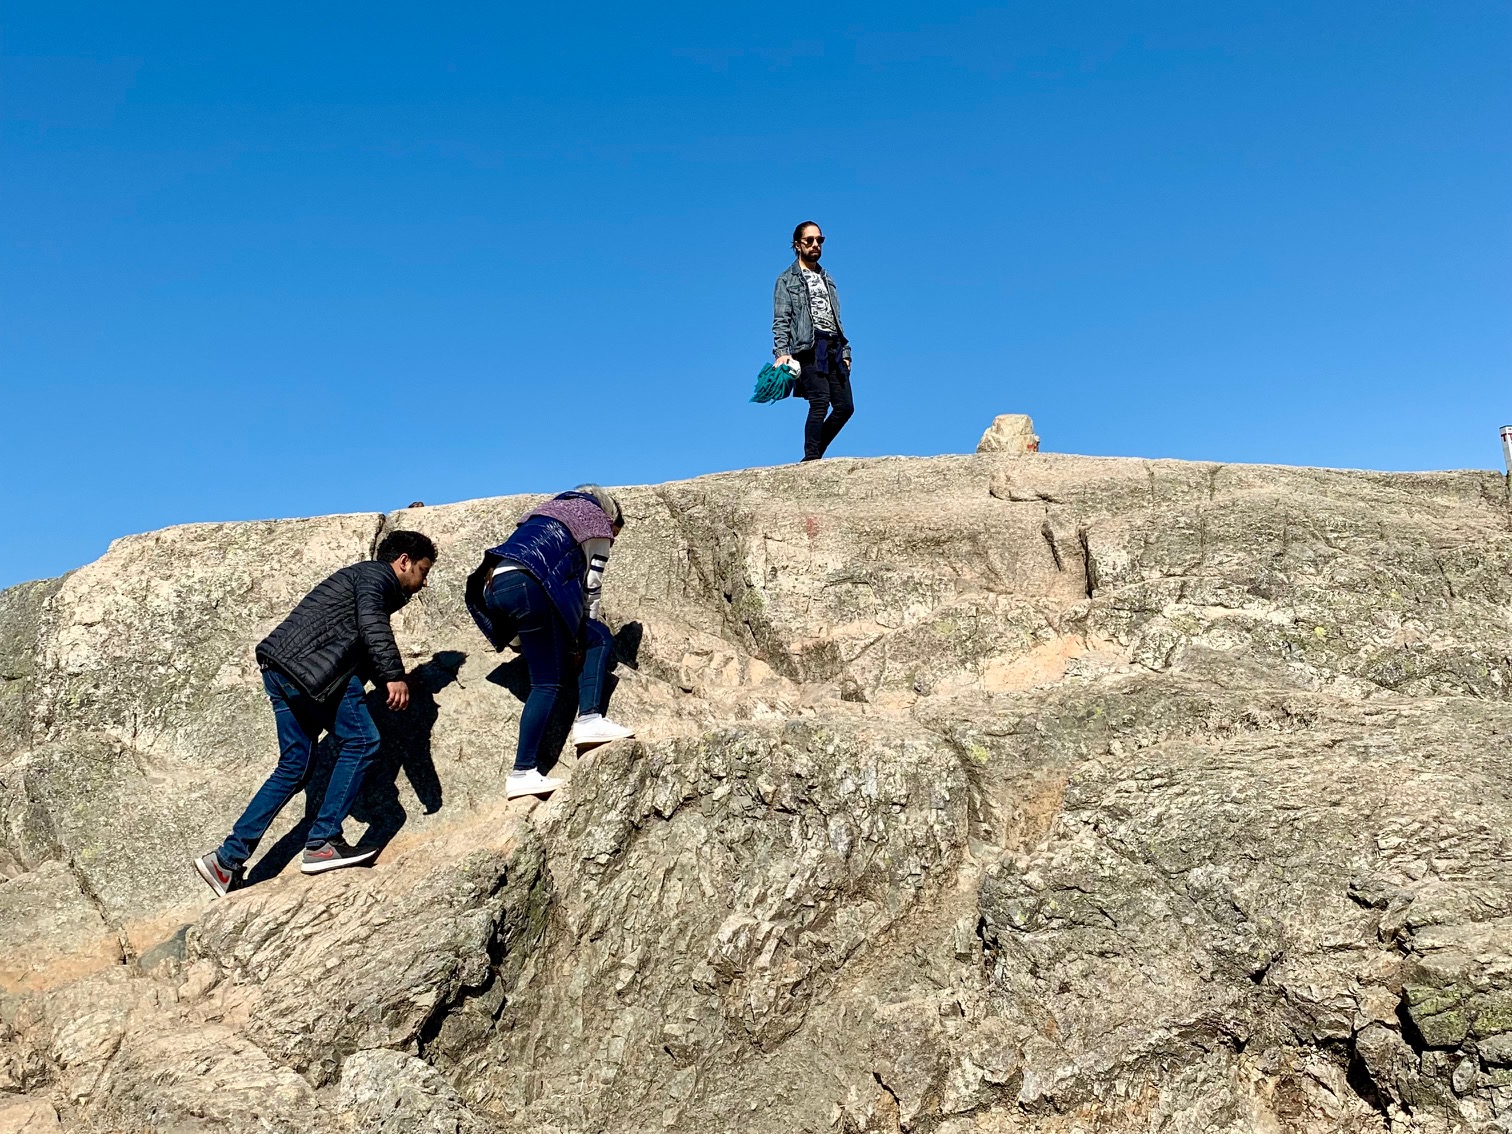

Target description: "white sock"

left=575, top=712, right=603, bottom=724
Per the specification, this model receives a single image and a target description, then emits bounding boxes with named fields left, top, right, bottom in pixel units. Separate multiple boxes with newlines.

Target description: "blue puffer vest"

left=465, top=514, right=588, bottom=650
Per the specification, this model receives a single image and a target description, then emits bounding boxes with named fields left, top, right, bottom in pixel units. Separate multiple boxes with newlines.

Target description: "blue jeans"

left=485, top=570, right=614, bottom=771
left=579, top=618, right=614, bottom=718
left=217, top=670, right=381, bottom=869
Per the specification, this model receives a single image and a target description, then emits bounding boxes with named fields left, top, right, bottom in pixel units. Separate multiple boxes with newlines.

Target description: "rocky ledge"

left=2, top=447, right=1512, bottom=1133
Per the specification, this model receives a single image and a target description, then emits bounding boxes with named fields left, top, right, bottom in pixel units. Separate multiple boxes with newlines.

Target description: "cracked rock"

left=3, top=451, right=1512, bottom=1132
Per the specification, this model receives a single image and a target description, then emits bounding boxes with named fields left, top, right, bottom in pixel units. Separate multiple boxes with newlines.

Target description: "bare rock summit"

left=976, top=413, right=1039, bottom=454
left=3, top=444, right=1512, bottom=1133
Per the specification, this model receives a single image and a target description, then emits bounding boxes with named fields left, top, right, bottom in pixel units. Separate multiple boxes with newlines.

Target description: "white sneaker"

left=570, top=714, right=635, bottom=748
left=506, top=769, right=562, bottom=799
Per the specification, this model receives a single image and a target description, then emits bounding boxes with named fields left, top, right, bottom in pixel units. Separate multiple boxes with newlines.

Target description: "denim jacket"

left=772, top=260, right=851, bottom=365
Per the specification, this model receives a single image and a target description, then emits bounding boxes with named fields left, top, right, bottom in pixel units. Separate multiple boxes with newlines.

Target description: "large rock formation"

left=3, top=448, right=1512, bottom=1133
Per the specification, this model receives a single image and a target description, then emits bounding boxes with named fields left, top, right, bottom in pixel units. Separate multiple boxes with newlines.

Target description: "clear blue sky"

left=3, top=2, right=1509, bottom=588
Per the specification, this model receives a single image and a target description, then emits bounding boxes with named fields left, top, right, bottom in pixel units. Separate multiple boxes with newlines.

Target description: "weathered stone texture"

left=2, top=450, right=1511, bottom=1132
left=976, top=413, right=1039, bottom=455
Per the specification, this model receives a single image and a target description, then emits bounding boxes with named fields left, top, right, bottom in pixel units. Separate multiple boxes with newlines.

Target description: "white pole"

left=1502, top=426, right=1512, bottom=476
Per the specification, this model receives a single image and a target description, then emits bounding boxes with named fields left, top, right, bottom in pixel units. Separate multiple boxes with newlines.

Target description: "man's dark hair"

left=376, top=530, right=438, bottom=564
left=792, top=220, right=821, bottom=244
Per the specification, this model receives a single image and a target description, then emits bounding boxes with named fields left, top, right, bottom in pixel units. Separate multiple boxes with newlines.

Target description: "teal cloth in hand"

left=750, top=361, right=798, bottom=403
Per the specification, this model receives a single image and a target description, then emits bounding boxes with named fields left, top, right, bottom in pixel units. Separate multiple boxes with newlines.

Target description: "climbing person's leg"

left=226, top=671, right=321, bottom=863
left=195, top=669, right=323, bottom=895
left=576, top=618, right=614, bottom=718
left=300, top=675, right=382, bottom=874
left=488, top=569, right=568, bottom=798
left=571, top=618, right=634, bottom=749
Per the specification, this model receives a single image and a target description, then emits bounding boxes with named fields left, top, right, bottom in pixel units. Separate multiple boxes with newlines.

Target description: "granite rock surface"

left=2, top=448, right=1511, bottom=1132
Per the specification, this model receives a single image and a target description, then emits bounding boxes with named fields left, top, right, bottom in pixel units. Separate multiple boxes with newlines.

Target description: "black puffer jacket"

left=256, top=561, right=409, bottom=702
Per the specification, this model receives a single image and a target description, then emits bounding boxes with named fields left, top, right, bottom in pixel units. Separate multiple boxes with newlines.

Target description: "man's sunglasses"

left=798, top=235, right=825, bottom=245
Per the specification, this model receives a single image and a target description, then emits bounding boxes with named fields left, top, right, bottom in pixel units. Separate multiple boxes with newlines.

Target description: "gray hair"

left=573, top=483, right=623, bottom=526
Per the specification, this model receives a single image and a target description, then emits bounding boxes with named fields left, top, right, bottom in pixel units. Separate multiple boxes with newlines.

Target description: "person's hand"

left=775, top=354, right=794, bottom=368
left=386, top=680, right=410, bottom=711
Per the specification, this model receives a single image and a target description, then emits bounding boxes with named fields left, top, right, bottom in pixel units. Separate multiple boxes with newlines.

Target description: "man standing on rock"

left=192, top=530, right=437, bottom=897
left=773, top=220, right=853, bottom=462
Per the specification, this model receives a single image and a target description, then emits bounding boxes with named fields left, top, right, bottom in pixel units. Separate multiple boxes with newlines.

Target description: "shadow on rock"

left=614, top=621, right=643, bottom=670
left=351, top=649, right=465, bottom=850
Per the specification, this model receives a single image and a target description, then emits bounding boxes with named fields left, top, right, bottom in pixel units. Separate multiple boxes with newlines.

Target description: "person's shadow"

left=243, top=650, right=465, bottom=885
left=613, top=622, right=642, bottom=672
left=350, top=649, right=463, bottom=849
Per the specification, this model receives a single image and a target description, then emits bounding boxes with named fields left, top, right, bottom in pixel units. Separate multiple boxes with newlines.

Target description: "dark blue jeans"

left=485, top=570, right=614, bottom=771
left=797, top=331, right=853, bottom=460
left=217, top=670, right=381, bottom=869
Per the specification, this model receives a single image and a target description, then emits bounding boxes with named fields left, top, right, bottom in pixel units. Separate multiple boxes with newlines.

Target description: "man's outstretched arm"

left=356, top=573, right=409, bottom=709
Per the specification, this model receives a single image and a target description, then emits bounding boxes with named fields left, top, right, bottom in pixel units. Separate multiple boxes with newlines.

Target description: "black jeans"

left=797, top=331, right=853, bottom=461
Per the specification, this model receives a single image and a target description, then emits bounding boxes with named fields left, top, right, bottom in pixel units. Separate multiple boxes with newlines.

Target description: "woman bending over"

left=466, top=485, right=633, bottom=799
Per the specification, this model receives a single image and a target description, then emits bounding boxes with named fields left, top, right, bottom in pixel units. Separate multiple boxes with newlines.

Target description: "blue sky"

left=3, top=2, right=1509, bottom=588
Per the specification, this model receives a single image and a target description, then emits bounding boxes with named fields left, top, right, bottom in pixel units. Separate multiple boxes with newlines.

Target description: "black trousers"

left=796, top=332, right=853, bottom=461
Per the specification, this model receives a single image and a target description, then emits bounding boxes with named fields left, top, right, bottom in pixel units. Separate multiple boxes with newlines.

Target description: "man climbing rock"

left=773, top=220, right=854, bottom=462
left=192, top=530, right=437, bottom=897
